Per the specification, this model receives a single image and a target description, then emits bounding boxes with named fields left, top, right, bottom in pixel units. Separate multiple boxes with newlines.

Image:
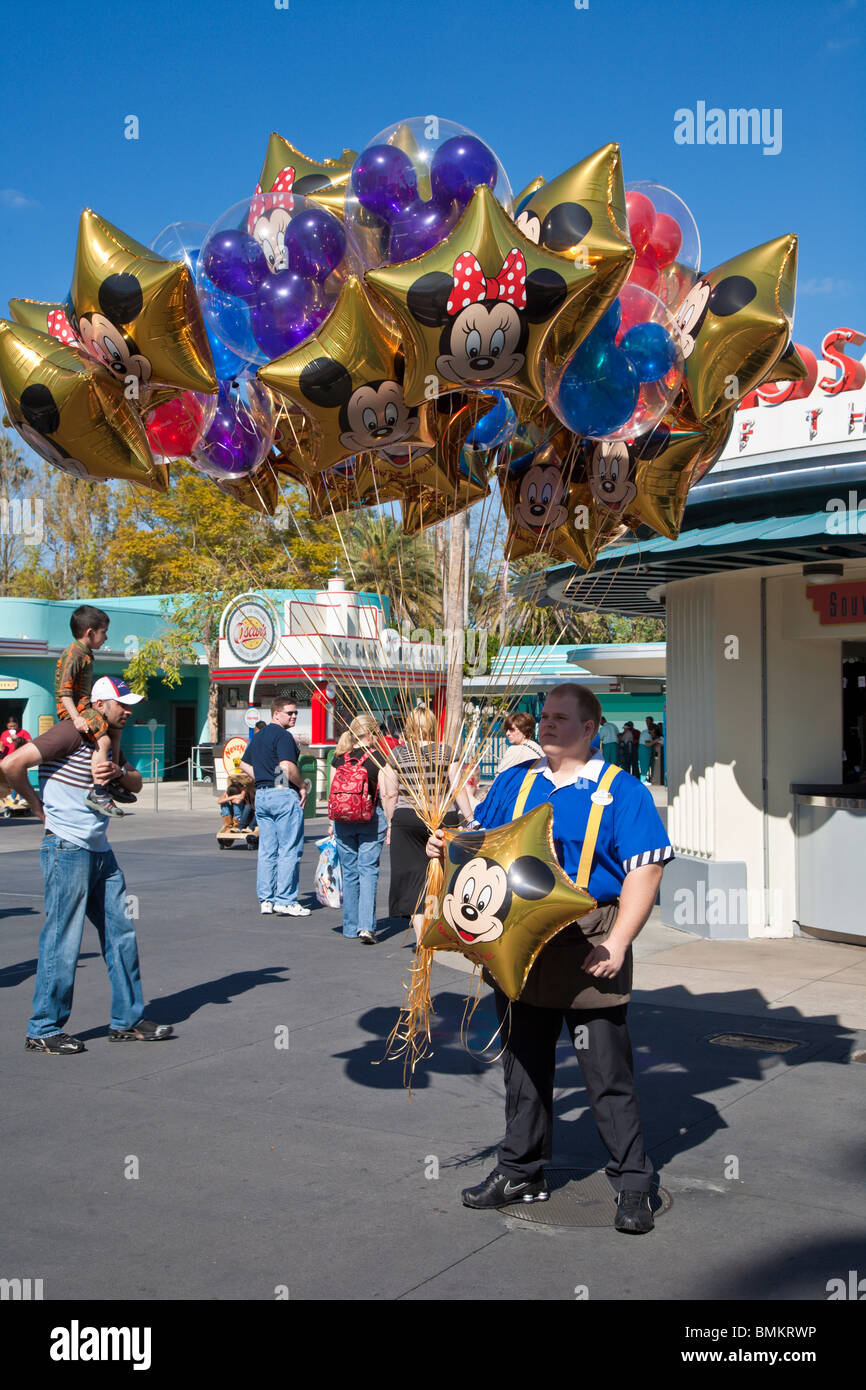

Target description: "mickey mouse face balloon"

left=672, top=235, right=798, bottom=423
left=513, top=144, right=635, bottom=373
left=501, top=415, right=597, bottom=567
left=0, top=320, right=167, bottom=489
left=421, top=803, right=596, bottom=1000
left=366, top=185, right=592, bottom=406
left=583, top=409, right=734, bottom=540
left=67, top=210, right=217, bottom=397
left=258, top=276, right=437, bottom=471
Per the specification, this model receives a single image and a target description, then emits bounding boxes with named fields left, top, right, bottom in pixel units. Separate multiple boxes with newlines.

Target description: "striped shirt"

left=389, top=741, right=454, bottom=813
left=34, top=720, right=110, bottom=851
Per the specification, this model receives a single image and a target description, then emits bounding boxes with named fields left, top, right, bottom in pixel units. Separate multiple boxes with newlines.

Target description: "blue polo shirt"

left=244, top=724, right=300, bottom=790
left=473, top=755, right=673, bottom=904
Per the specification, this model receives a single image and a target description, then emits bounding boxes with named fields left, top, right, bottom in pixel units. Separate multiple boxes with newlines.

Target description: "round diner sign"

left=222, top=736, right=249, bottom=775
left=225, top=598, right=278, bottom=665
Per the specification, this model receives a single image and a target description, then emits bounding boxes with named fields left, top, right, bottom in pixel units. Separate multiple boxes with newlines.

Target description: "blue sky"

left=0, top=0, right=863, bottom=360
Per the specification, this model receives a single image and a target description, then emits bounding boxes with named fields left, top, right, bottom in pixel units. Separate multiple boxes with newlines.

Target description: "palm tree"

left=343, top=511, right=441, bottom=630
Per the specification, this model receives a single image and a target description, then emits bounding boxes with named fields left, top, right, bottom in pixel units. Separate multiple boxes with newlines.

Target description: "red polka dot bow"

left=247, top=166, right=296, bottom=233
left=46, top=308, right=81, bottom=348
left=446, top=248, right=527, bottom=316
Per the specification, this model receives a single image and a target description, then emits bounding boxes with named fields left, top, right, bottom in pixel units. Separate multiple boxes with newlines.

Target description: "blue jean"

left=220, top=802, right=254, bottom=829
left=255, top=787, right=304, bottom=906
left=334, top=805, right=387, bottom=937
left=28, top=833, right=145, bottom=1038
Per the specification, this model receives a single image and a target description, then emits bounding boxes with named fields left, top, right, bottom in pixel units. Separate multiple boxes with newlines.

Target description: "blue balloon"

left=201, top=284, right=261, bottom=366
left=555, top=343, right=639, bottom=437
left=620, top=321, right=677, bottom=383
left=467, top=391, right=518, bottom=449
left=595, top=298, right=622, bottom=340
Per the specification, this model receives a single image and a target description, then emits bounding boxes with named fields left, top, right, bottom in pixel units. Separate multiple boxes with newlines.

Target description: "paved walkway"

left=1, top=804, right=864, bottom=1301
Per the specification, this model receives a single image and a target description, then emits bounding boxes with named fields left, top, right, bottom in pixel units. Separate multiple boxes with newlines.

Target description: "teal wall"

left=0, top=596, right=210, bottom=766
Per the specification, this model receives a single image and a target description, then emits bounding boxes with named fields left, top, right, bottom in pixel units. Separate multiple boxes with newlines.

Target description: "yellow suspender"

left=575, top=764, right=620, bottom=890
left=512, top=760, right=542, bottom=819
left=511, top=760, right=621, bottom=891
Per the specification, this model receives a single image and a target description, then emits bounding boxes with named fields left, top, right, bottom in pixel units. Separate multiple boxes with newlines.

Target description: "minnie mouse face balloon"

left=366, top=186, right=592, bottom=406
left=253, top=133, right=357, bottom=224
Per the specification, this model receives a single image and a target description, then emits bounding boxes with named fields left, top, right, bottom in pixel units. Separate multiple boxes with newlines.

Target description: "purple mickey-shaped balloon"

left=389, top=199, right=459, bottom=262
left=251, top=274, right=325, bottom=358
left=202, top=229, right=269, bottom=301
left=430, top=135, right=497, bottom=210
left=352, top=144, right=419, bottom=221
left=194, top=388, right=263, bottom=477
left=286, top=208, right=346, bottom=281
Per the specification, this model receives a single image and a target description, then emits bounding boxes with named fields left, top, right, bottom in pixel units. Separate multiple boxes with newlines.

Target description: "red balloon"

left=648, top=212, right=682, bottom=269
left=628, top=248, right=662, bottom=296
left=146, top=394, right=206, bottom=458
left=625, top=191, right=655, bottom=253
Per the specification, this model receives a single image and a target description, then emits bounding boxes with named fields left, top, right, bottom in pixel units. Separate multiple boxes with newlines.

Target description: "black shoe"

left=462, top=1168, right=549, bottom=1209
left=614, top=1189, right=655, bottom=1234
left=108, top=1018, right=173, bottom=1041
left=358, top=930, right=376, bottom=944
left=106, top=778, right=137, bottom=804
left=25, top=1032, right=86, bottom=1054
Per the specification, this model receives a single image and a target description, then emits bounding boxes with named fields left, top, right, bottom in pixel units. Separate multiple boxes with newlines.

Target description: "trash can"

left=298, top=753, right=318, bottom=819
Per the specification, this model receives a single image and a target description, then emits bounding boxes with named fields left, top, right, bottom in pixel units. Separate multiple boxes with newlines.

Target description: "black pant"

left=493, top=988, right=654, bottom=1194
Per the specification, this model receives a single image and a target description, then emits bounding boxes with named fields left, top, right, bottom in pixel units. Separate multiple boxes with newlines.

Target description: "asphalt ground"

left=1, top=803, right=865, bottom=1320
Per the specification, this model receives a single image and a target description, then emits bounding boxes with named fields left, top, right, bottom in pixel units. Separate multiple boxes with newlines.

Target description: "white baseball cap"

left=90, top=676, right=144, bottom=705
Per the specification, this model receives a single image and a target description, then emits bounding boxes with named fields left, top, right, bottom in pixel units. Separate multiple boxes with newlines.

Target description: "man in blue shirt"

left=241, top=699, right=310, bottom=917
left=427, top=682, right=673, bottom=1233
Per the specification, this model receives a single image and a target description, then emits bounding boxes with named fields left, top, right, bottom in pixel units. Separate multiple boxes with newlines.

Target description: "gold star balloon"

left=206, top=458, right=280, bottom=515
left=513, top=144, right=635, bottom=373
left=254, top=133, right=356, bottom=221
left=581, top=408, right=735, bottom=540
left=365, top=184, right=594, bottom=406
left=672, top=234, right=798, bottom=424
left=420, top=803, right=596, bottom=1000
left=66, top=210, right=217, bottom=397
left=501, top=415, right=605, bottom=568
left=0, top=320, right=167, bottom=490
left=259, top=275, right=437, bottom=471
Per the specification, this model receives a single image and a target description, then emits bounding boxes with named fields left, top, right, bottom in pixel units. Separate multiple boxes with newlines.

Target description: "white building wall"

left=665, top=560, right=866, bottom=938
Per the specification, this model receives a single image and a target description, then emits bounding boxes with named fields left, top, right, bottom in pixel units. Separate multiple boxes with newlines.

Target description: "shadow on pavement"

left=73, top=965, right=291, bottom=1039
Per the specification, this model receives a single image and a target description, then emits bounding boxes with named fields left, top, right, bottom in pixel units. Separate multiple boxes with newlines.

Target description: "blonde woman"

left=379, top=706, right=464, bottom=943
left=329, top=715, right=389, bottom=944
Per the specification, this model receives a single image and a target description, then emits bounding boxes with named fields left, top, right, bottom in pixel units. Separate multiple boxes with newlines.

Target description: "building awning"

left=536, top=510, right=866, bottom=617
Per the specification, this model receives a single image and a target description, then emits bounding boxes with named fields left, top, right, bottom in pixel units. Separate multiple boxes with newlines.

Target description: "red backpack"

left=328, top=753, right=374, bottom=823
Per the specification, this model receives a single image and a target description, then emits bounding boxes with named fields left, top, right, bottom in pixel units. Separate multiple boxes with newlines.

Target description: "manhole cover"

left=706, top=1032, right=801, bottom=1053
left=506, top=1169, right=671, bottom=1228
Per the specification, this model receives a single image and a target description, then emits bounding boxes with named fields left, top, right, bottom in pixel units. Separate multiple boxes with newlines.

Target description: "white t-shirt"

left=599, top=722, right=619, bottom=744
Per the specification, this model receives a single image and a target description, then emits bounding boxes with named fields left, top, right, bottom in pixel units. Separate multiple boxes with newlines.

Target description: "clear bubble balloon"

left=190, top=377, right=276, bottom=479
left=196, top=196, right=348, bottom=367
left=345, top=115, right=512, bottom=269
left=546, top=284, right=683, bottom=440
left=624, top=182, right=701, bottom=310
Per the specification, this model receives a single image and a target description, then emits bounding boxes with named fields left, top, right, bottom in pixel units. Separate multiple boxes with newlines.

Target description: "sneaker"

left=260, top=901, right=274, bottom=914
left=614, top=1189, right=655, bottom=1234
left=25, top=1032, right=86, bottom=1054
left=85, top=788, right=125, bottom=818
left=274, top=903, right=311, bottom=916
left=461, top=1169, right=549, bottom=1209
left=108, top=1018, right=173, bottom=1042
left=358, top=930, right=376, bottom=944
